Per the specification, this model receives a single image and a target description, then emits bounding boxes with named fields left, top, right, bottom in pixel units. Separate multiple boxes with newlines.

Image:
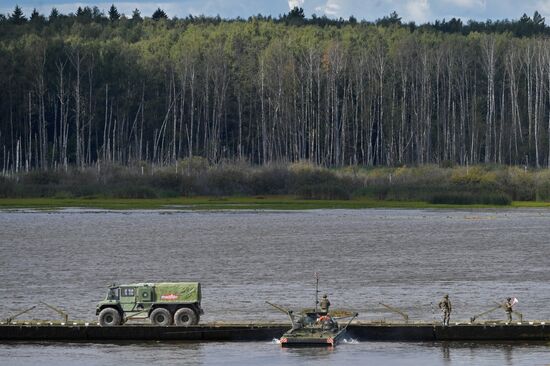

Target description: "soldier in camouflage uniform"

left=320, top=294, right=331, bottom=313
left=505, top=297, right=514, bottom=322
left=438, top=294, right=452, bottom=326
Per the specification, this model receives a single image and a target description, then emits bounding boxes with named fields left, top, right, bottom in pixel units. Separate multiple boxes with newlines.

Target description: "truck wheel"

left=98, top=308, right=121, bottom=327
left=174, top=308, right=198, bottom=326
left=150, top=308, right=173, bottom=326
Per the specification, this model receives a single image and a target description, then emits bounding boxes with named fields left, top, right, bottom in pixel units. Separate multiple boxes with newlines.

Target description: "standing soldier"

left=320, top=294, right=331, bottom=313
left=438, top=294, right=452, bottom=326
left=504, top=297, right=514, bottom=322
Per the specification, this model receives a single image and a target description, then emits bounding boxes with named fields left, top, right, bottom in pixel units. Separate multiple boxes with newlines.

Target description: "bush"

left=429, top=192, right=511, bottom=205
left=148, top=172, right=183, bottom=191
left=450, top=166, right=485, bottom=185
left=354, top=186, right=389, bottom=200
left=535, top=170, right=550, bottom=201
left=296, top=182, right=351, bottom=200
left=440, top=160, right=455, bottom=168
left=290, top=168, right=359, bottom=200
left=505, top=167, right=536, bottom=201
left=178, top=156, right=210, bottom=175
left=0, top=177, right=15, bottom=197
left=202, top=166, right=251, bottom=195
left=108, top=185, right=158, bottom=198
left=0, top=163, right=541, bottom=203
left=21, top=170, right=63, bottom=185
left=249, top=166, right=290, bottom=195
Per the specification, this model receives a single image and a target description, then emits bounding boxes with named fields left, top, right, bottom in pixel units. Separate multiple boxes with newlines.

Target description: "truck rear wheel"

left=98, top=308, right=121, bottom=327
left=150, top=308, right=173, bottom=326
left=174, top=307, right=198, bottom=326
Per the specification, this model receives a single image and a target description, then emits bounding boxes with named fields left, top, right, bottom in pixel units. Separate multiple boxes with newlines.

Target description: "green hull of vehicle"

left=280, top=323, right=347, bottom=347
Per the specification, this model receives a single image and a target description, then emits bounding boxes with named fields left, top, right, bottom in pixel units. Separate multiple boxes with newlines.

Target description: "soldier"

left=438, top=294, right=452, bottom=326
left=320, top=294, right=331, bottom=313
left=504, top=297, right=514, bottom=322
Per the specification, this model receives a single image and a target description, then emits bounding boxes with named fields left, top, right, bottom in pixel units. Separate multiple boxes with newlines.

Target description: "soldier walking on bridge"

left=504, top=297, right=515, bottom=323
left=438, top=294, right=452, bottom=326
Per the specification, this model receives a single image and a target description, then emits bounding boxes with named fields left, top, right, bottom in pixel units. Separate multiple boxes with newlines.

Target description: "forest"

left=2, top=6, right=550, bottom=177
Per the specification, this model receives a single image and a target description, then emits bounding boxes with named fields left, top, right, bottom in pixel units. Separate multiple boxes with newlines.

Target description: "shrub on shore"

left=428, top=192, right=512, bottom=205
left=1, top=162, right=549, bottom=205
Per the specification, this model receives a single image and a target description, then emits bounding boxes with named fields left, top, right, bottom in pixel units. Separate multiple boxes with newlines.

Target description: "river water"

left=1, top=208, right=550, bottom=365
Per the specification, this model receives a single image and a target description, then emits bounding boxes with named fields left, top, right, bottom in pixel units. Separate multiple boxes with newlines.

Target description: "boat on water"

left=270, top=306, right=357, bottom=347
left=267, top=275, right=358, bottom=347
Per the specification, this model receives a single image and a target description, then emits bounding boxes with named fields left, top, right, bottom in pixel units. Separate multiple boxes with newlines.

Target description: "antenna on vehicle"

left=314, top=272, right=320, bottom=312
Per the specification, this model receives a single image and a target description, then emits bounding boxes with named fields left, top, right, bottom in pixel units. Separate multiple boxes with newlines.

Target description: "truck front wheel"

left=98, top=308, right=121, bottom=326
left=174, top=307, right=198, bottom=326
left=150, top=308, right=173, bottom=326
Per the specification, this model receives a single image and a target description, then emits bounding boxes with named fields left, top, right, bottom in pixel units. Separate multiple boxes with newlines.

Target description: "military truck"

left=96, top=282, right=203, bottom=327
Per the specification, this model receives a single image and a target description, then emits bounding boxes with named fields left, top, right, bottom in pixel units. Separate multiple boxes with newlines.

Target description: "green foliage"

left=49, top=8, right=59, bottom=20
left=178, top=156, right=210, bottom=175
left=0, top=177, right=15, bottom=197
left=289, top=167, right=357, bottom=199
left=535, top=170, right=550, bottom=201
left=2, top=10, right=550, bottom=176
left=4, top=164, right=540, bottom=205
left=21, top=170, right=63, bottom=185
left=283, top=7, right=306, bottom=26
left=501, top=167, right=536, bottom=201
left=108, top=5, right=120, bottom=22
left=429, top=192, right=511, bottom=205
left=152, top=8, right=168, bottom=20
left=10, top=5, right=26, bottom=25
left=249, top=166, right=290, bottom=195
left=376, top=11, right=402, bottom=27
left=29, top=9, right=45, bottom=25
left=131, top=9, right=142, bottom=21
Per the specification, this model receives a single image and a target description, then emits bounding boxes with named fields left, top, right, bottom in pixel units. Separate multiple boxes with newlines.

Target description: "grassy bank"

left=1, top=196, right=550, bottom=210
left=1, top=161, right=550, bottom=209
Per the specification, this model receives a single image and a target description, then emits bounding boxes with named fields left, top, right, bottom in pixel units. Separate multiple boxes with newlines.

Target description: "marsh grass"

left=1, top=162, right=549, bottom=208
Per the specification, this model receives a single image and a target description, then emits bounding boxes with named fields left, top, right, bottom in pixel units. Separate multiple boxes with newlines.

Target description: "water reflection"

left=1, top=341, right=550, bottom=365
left=282, top=346, right=335, bottom=358
left=441, top=342, right=451, bottom=363
left=426, top=341, right=550, bottom=366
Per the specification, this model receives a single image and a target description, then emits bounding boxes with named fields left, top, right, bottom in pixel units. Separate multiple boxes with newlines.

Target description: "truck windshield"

left=107, top=288, right=119, bottom=300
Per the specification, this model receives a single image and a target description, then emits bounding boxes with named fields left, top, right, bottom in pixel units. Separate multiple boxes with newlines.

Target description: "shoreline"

left=1, top=196, right=549, bottom=210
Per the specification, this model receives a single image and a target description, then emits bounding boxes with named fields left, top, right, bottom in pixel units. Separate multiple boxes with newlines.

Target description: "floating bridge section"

left=1, top=321, right=549, bottom=342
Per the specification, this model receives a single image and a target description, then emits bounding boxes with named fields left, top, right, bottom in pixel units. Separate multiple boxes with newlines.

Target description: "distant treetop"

left=108, top=4, right=120, bottom=21
left=10, top=5, right=26, bottom=24
left=2, top=5, right=550, bottom=37
left=152, top=8, right=168, bottom=20
left=131, top=8, right=142, bottom=21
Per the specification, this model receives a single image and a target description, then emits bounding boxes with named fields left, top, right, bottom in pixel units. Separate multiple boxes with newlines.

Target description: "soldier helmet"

left=444, top=294, right=448, bottom=298
left=507, top=297, right=512, bottom=301
left=323, top=294, right=328, bottom=298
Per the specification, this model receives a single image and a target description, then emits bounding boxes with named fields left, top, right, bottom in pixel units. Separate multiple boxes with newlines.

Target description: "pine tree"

left=49, top=8, right=59, bottom=20
left=286, top=7, right=305, bottom=25
left=108, top=4, right=120, bottom=21
left=132, top=8, right=142, bottom=21
left=30, top=9, right=45, bottom=23
left=152, top=8, right=167, bottom=20
left=10, top=5, right=26, bottom=25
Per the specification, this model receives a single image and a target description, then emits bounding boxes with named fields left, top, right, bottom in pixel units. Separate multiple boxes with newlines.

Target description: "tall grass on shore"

left=1, top=160, right=550, bottom=205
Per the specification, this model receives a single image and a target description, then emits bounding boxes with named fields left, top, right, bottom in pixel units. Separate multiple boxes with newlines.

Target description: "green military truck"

left=96, top=282, right=203, bottom=327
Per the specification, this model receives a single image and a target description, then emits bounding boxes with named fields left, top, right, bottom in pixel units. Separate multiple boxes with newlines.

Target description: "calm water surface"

left=1, top=208, right=550, bottom=365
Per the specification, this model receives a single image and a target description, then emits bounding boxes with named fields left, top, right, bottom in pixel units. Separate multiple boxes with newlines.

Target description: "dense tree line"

left=2, top=6, right=550, bottom=173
